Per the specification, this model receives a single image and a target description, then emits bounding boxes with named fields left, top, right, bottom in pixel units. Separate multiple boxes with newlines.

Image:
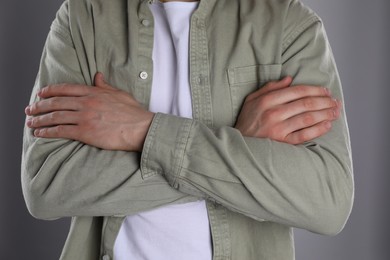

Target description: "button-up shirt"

left=22, top=0, right=354, bottom=259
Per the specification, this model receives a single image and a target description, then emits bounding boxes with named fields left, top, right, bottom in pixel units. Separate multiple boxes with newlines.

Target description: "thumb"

left=94, top=72, right=113, bottom=89
left=248, top=76, right=293, bottom=101
left=261, top=75, right=293, bottom=94
left=271, top=75, right=293, bottom=88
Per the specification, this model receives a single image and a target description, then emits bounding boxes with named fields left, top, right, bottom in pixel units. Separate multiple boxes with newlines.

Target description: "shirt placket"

left=100, top=1, right=155, bottom=259
left=189, top=11, right=213, bottom=128
left=190, top=2, right=231, bottom=259
left=133, top=0, right=155, bottom=108
left=101, top=1, right=232, bottom=259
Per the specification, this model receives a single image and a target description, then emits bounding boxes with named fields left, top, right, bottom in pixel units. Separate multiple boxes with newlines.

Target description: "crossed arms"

left=25, top=74, right=340, bottom=151
left=22, top=8, right=353, bottom=235
left=23, top=73, right=348, bottom=233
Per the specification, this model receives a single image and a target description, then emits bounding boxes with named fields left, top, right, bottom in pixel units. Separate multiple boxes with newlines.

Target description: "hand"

left=235, top=76, right=342, bottom=144
left=25, top=73, right=154, bottom=152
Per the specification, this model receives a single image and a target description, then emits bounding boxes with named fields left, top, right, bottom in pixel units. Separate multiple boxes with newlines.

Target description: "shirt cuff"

left=140, top=113, right=193, bottom=186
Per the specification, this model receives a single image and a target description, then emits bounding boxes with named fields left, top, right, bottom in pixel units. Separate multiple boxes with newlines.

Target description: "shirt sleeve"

left=21, top=1, right=197, bottom=220
left=140, top=18, right=354, bottom=236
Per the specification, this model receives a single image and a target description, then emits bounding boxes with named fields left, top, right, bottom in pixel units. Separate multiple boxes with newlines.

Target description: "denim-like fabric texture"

left=21, top=0, right=353, bottom=259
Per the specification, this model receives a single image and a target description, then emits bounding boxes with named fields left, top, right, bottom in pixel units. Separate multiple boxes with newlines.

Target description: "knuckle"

left=274, top=129, right=285, bottom=141
left=80, top=114, right=95, bottom=128
left=328, top=97, right=337, bottom=107
left=40, top=87, right=48, bottom=96
left=48, top=97, right=59, bottom=107
left=267, top=128, right=279, bottom=140
left=323, top=121, right=332, bottom=131
left=284, top=137, right=295, bottom=145
left=268, top=124, right=284, bottom=140
left=84, top=111, right=99, bottom=121
left=45, top=85, right=55, bottom=94
left=31, top=117, right=38, bottom=126
left=327, top=109, right=336, bottom=119
left=261, top=110, right=274, bottom=123
left=302, top=98, right=315, bottom=109
left=55, top=125, right=64, bottom=135
left=83, top=97, right=99, bottom=108
left=49, top=112, right=57, bottom=121
left=302, top=113, right=315, bottom=125
left=270, top=107, right=283, bottom=118
left=286, top=136, right=298, bottom=145
left=258, top=95, right=271, bottom=108
left=296, top=132, right=308, bottom=144
left=292, top=85, right=306, bottom=95
left=31, top=103, right=38, bottom=113
left=39, top=128, right=48, bottom=136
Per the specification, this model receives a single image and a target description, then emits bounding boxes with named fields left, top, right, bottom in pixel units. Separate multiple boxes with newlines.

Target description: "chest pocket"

left=227, top=64, right=282, bottom=123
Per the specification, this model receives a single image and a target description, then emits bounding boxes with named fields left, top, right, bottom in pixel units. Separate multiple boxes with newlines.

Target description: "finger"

left=26, top=111, right=80, bottom=129
left=33, top=125, right=80, bottom=139
left=94, top=72, right=114, bottom=90
left=276, top=97, right=339, bottom=121
left=337, top=100, right=343, bottom=114
left=260, top=76, right=293, bottom=95
left=282, top=108, right=338, bottom=135
left=263, top=85, right=331, bottom=108
left=285, top=121, right=332, bottom=145
left=38, top=84, right=93, bottom=98
left=26, top=97, right=81, bottom=116
left=247, top=76, right=293, bottom=101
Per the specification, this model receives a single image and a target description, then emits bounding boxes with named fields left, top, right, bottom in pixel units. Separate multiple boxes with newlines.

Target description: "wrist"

left=132, top=111, right=155, bottom=152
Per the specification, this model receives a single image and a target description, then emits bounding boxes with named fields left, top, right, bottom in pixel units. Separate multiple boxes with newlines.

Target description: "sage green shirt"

left=22, top=0, right=354, bottom=259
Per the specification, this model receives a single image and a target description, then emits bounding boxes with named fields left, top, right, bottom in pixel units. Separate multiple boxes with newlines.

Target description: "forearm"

left=22, top=131, right=196, bottom=219
left=141, top=112, right=352, bottom=235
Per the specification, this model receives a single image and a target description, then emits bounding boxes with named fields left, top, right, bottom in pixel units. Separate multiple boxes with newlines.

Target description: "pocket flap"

left=227, top=64, right=282, bottom=85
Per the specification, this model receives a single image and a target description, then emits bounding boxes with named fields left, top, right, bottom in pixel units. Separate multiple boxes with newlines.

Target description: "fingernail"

left=333, top=109, right=337, bottom=118
left=26, top=119, right=32, bottom=127
left=325, top=121, right=332, bottom=129
left=325, top=88, right=331, bottom=95
left=25, top=106, right=31, bottom=115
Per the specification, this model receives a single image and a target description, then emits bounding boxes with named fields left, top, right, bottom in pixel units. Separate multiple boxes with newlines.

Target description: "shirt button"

left=139, top=71, right=148, bottom=80
left=196, top=19, right=202, bottom=29
left=142, top=19, right=151, bottom=27
left=197, top=76, right=203, bottom=85
left=102, top=255, right=110, bottom=260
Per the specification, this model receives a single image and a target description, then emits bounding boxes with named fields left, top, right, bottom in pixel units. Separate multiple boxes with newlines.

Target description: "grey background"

left=1, top=0, right=389, bottom=259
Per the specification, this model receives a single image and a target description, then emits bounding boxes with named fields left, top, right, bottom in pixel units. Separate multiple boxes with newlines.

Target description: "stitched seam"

left=50, top=24, right=73, bottom=45
left=171, top=119, right=193, bottom=186
left=141, top=113, right=161, bottom=179
left=282, top=16, right=321, bottom=52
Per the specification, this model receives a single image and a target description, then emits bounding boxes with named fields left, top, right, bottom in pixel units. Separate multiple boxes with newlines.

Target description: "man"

left=22, top=0, right=353, bottom=259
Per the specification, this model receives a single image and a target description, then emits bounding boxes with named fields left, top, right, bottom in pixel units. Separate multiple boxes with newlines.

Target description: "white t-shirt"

left=113, top=2, right=212, bottom=260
